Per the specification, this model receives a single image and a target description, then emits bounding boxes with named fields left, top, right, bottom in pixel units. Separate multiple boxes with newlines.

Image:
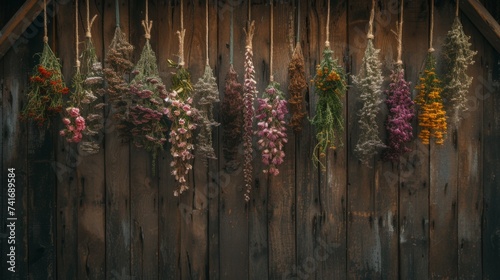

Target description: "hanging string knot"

left=86, top=15, right=98, bottom=38
left=142, top=19, right=153, bottom=40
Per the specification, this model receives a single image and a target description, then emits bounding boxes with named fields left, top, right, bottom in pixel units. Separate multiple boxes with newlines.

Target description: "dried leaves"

left=288, top=42, right=307, bottom=133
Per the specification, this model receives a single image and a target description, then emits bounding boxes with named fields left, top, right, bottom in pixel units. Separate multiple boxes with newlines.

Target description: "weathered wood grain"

left=429, top=1, right=458, bottom=279
left=398, top=0, right=430, bottom=279
left=457, top=13, right=485, bottom=280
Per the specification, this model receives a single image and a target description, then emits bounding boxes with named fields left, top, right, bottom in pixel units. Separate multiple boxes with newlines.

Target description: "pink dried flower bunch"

left=59, top=107, right=86, bottom=143
left=256, top=82, right=288, bottom=176
left=166, top=63, right=198, bottom=196
left=243, top=21, right=256, bottom=201
left=384, top=67, right=415, bottom=161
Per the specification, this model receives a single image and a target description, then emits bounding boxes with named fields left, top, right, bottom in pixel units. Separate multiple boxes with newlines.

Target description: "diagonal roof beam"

left=0, top=0, right=52, bottom=59
left=460, top=0, right=500, bottom=53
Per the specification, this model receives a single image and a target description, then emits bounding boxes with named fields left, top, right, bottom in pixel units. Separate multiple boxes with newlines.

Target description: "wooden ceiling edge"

left=460, top=0, right=500, bottom=54
left=0, top=0, right=52, bottom=59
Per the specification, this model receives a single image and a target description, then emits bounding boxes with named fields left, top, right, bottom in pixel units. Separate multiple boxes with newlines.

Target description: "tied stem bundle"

left=22, top=0, right=68, bottom=128
left=129, top=0, right=168, bottom=172
left=352, top=0, right=386, bottom=165
left=103, top=0, right=135, bottom=140
left=442, top=7, right=476, bottom=125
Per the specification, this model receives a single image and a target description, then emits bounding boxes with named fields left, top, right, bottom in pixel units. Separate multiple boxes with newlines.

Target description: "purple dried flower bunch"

left=166, top=61, right=198, bottom=196
left=256, top=82, right=288, bottom=176
left=129, top=41, right=168, bottom=168
left=384, top=66, right=415, bottom=161
left=221, top=65, right=244, bottom=172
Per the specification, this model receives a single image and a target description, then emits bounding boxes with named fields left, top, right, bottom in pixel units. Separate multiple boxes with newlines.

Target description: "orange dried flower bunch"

left=22, top=43, right=69, bottom=127
left=415, top=54, right=447, bottom=145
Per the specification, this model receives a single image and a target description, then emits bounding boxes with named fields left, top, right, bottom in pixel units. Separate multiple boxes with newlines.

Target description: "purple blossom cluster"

left=385, top=68, right=415, bottom=161
left=166, top=88, right=198, bottom=196
left=256, top=83, right=288, bottom=176
left=60, top=107, right=86, bottom=143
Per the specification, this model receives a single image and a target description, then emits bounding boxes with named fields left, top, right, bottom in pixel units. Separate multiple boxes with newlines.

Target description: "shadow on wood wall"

left=1, top=0, right=499, bottom=279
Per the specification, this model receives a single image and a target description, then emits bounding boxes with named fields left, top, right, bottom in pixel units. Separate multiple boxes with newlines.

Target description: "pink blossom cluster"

left=59, top=107, right=86, bottom=143
left=385, top=68, right=415, bottom=161
left=166, top=91, right=197, bottom=196
left=256, top=83, right=288, bottom=176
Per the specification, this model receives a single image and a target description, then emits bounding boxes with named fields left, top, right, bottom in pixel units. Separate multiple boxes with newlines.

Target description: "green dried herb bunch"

left=102, top=26, right=135, bottom=139
left=310, top=46, right=347, bottom=170
left=193, top=64, right=220, bottom=164
left=442, top=16, right=477, bottom=125
left=352, top=38, right=386, bottom=165
left=22, top=43, right=69, bottom=127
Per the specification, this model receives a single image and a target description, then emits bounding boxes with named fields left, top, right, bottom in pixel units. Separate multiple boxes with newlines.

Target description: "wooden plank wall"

left=1, top=0, right=499, bottom=279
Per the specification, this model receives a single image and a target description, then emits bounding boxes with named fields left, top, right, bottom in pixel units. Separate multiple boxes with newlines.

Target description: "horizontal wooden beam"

left=0, top=0, right=51, bottom=59
left=460, top=0, right=500, bottom=53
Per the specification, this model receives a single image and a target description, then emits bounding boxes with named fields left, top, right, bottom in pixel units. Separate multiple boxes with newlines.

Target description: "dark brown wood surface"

left=0, top=0, right=498, bottom=279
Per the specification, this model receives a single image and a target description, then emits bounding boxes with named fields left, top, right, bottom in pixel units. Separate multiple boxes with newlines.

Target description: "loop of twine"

left=177, top=0, right=185, bottom=66
left=396, top=0, right=403, bottom=65
left=270, top=0, right=274, bottom=82
left=43, top=0, right=48, bottom=43
left=142, top=0, right=153, bottom=40
left=367, top=0, right=375, bottom=39
left=325, top=0, right=330, bottom=47
left=85, top=0, right=98, bottom=38
left=76, top=0, right=80, bottom=69
left=429, top=0, right=435, bottom=53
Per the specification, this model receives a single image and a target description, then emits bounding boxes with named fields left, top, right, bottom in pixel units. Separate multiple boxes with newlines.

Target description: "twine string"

left=270, top=0, right=274, bottom=81
left=396, top=0, right=403, bottom=65
left=368, top=0, right=375, bottom=39
left=76, top=0, right=80, bottom=69
left=429, top=0, right=435, bottom=52
left=297, top=0, right=300, bottom=42
left=115, top=0, right=120, bottom=28
left=142, top=0, right=153, bottom=40
left=230, top=7, right=234, bottom=65
left=456, top=0, right=459, bottom=17
left=325, top=0, right=330, bottom=47
left=43, top=0, right=48, bottom=43
left=85, top=0, right=97, bottom=38
left=177, top=0, right=186, bottom=66
left=206, top=0, right=209, bottom=66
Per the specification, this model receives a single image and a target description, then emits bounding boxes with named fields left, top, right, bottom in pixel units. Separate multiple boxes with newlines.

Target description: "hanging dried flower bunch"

left=22, top=39, right=68, bottom=127
left=385, top=67, right=415, bottom=160
left=442, top=16, right=477, bottom=125
left=352, top=38, right=386, bottom=165
left=59, top=107, right=86, bottom=143
left=166, top=60, right=198, bottom=196
left=193, top=65, right=219, bottom=163
left=288, top=42, right=307, bottom=133
left=129, top=38, right=168, bottom=166
left=102, top=20, right=135, bottom=139
left=310, top=47, right=347, bottom=170
left=221, top=65, right=244, bottom=172
left=243, top=20, right=257, bottom=201
left=256, top=82, right=288, bottom=175
left=415, top=54, right=447, bottom=145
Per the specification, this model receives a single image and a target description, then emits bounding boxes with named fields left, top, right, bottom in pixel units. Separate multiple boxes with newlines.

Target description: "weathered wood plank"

left=460, top=0, right=500, bottom=53
left=429, top=2, right=458, bottom=279
left=294, top=0, right=321, bottom=279
left=481, top=32, right=500, bottom=280
left=157, top=1, right=181, bottom=279
left=398, top=0, right=430, bottom=279
left=129, top=0, right=159, bottom=279
left=75, top=0, right=106, bottom=279
left=55, top=1, right=78, bottom=279
left=267, top=2, right=296, bottom=280
left=249, top=2, right=270, bottom=279
left=457, top=13, right=485, bottom=280
left=2, top=36, right=29, bottom=280
left=103, top=0, right=131, bottom=279
left=217, top=1, right=249, bottom=279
